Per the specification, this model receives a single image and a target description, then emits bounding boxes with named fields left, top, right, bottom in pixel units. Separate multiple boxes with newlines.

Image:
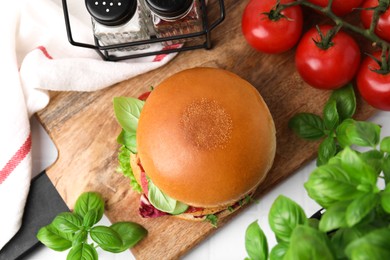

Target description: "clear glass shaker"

left=85, top=0, right=150, bottom=50
left=144, top=0, right=204, bottom=45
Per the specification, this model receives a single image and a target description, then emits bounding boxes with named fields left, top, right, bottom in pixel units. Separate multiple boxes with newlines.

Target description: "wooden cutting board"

left=37, top=1, right=376, bottom=259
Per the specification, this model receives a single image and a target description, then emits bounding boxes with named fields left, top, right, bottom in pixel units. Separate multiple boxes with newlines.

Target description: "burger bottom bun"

left=172, top=192, right=255, bottom=222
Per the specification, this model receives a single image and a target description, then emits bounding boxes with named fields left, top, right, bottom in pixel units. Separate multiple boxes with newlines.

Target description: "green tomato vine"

left=274, top=0, right=390, bottom=73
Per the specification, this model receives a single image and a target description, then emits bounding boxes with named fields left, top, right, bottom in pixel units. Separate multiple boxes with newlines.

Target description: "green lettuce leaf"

left=117, top=146, right=142, bottom=193
left=148, top=179, right=188, bottom=214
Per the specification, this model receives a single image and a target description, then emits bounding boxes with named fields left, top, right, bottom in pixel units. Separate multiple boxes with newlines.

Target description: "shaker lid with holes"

left=85, top=0, right=137, bottom=26
left=145, top=0, right=193, bottom=18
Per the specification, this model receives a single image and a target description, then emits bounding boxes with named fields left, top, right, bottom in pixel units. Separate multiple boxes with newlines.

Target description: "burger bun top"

left=137, top=67, right=276, bottom=208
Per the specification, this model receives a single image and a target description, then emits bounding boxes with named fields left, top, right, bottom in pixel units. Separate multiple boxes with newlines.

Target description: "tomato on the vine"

left=307, top=0, right=364, bottom=16
left=295, top=25, right=361, bottom=90
left=241, top=0, right=303, bottom=54
left=357, top=52, right=390, bottom=111
left=360, top=0, right=390, bottom=42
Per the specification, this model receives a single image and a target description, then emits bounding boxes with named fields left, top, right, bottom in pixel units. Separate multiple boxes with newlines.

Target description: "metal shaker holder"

left=61, top=0, right=225, bottom=61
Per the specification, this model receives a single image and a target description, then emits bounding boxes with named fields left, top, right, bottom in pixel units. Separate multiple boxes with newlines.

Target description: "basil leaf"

left=317, top=136, right=337, bottom=166
left=348, top=244, right=390, bottom=259
left=288, top=113, right=325, bottom=140
left=346, top=193, right=379, bottom=227
left=336, top=119, right=381, bottom=148
left=283, top=225, right=334, bottom=260
left=331, top=227, right=363, bottom=259
left=380, top=136, right=390, bottom=152
left=339, top=147, right=377, bottom=186
left=380, top=185, right=390, bottom=214
left=335, top=119, right=355, bottom=148
left=318, top=146, right=378, bottom=192
left=52, top=212, right=83, bottom=233
left=90, top=226, right=123, bottom=252
left=323, top=100, right=339, bottom=131
left=111, top=222, right=148, bottom=251
left=72, top=230, right=88, bottom=246
left=268, top=195, right=307, bottom=243
left=328, top=83, right=356, bottom=121
left=352, top=121, right=381, bottom=147
left=117, top=130, right=137, bottom=154
left=66, top=243, right=98, bottom=260
left=382, top=155, right=390, bottom=184
left=345, top=228, right=390, bottom=259
left=74, top=192, right=104, bottom=222
left=358, top=150, right=383, bottom=175
left=269, top=242, right=288, bottom=260
left=117, top=146, right=142, bottom=193
left=319, top=200, right=350, bottom=232
left=304, top=164, right=366, bottom=208
left=327, top=150, right=343, bottom=166
left=308, top=218, right=319, bottom=229
left=37, top=224, right=73, bottom=251
left=113, top=97, right=144, bottom=134
left=82, top=210, right=99, bottom=228
left=148, top=179, right=188, bottom=214
left=245, top=221, right=268, bottom=260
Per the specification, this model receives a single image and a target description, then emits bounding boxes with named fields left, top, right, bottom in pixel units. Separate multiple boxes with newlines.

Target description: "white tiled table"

left=27, top=111, right=390, bottom=260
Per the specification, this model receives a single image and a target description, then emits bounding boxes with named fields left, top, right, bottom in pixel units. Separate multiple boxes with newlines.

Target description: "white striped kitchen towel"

left=0, top=0, right=178, bottom=250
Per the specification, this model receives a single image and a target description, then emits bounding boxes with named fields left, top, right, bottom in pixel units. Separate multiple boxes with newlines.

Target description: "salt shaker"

left=85, top=0, right=150, bottom=50
left=143, top=0, right=204, bottom=45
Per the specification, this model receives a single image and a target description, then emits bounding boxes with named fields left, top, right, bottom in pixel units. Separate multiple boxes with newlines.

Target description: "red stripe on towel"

left=37, top=46, right=53, bottom=59
left=153, top=44, right=182, bottom=62
left=0, top=134, right=32, bottom=185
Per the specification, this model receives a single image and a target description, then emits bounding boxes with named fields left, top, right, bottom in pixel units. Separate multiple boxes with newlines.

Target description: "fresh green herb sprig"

left=289, top=84, right=356, bottom=166
left=245, top=85, right=390, bottom=259
left=245, top=132, right=390, bottom=259
left=37, top=192, right=147, bottom=260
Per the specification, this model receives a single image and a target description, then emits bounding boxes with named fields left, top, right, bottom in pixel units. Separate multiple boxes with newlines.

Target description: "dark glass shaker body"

left=144, top=0, right=204, bottom=45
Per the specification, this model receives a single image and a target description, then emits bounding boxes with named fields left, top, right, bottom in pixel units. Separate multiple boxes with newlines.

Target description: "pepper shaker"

left=144, top=0, right=204, bottom=45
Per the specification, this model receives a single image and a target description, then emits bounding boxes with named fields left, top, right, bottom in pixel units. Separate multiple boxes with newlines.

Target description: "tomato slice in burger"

left=138, top=91, right=151, bottom=101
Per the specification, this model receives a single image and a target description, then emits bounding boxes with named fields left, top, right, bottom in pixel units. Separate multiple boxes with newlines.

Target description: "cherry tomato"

left=138, top=91, right=151, bottom=101
left=295, top=25, right=361, bottom=90
left=241, top=0, right=303, bottom=54
left=357, top=52, right=390, bottom=110
left=360, top=0, right=390, bottom=42
left=307, top=0, right=364, bottom=16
